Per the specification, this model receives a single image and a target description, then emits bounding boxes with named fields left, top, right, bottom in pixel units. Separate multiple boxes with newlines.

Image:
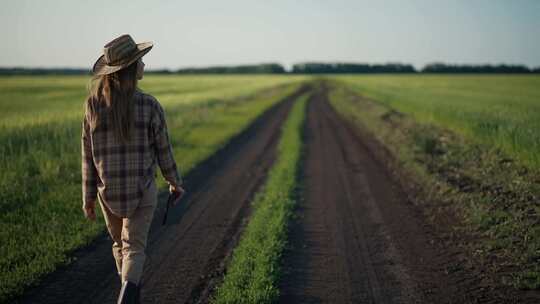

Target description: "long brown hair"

left=85, top=61, right=139, bottom=144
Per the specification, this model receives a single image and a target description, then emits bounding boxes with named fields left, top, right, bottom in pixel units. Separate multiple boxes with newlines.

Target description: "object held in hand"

left=162, top=189, right=183, bottom=225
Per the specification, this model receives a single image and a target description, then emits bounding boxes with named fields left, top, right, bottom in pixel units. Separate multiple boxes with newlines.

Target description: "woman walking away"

left=81, top=34, right=185, bottom=304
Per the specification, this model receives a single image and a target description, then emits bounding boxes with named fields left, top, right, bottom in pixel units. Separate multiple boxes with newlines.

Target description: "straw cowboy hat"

left=92, top=34, right=153, bottom=75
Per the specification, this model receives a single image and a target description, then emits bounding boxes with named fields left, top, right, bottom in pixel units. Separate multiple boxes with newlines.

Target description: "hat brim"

left=92, top=41, right=153, bottom=76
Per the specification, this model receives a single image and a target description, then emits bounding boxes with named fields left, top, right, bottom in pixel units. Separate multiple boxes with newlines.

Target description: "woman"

left=81, top=34, right=185, bottom=303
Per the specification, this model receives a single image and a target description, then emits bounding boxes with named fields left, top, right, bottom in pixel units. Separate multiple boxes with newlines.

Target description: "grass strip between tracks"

left=0, top=81, right=306, bottom=303
left=211, top=93, right=309, bottom=303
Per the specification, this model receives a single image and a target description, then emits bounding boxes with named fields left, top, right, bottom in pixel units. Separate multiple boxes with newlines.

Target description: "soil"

left=16, top=85, right=310, bottom=304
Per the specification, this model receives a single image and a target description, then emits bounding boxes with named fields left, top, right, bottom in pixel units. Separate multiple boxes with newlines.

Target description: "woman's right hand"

left=169, top=184, right=185, bottom=206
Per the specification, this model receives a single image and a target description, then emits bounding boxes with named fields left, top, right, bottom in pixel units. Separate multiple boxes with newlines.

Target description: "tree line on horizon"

left=1, top=62, right=539, bottom=75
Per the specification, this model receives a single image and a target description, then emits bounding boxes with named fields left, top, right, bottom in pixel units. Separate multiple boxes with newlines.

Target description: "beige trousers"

left=98, top=178, right=157, bottom=285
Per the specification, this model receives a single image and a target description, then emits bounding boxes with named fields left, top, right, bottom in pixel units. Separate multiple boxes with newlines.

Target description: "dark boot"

left=117, top=280, right=140, bottom=304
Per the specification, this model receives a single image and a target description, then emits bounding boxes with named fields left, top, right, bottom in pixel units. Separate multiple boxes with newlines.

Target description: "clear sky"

left=1, top=0, right=539, bottom=71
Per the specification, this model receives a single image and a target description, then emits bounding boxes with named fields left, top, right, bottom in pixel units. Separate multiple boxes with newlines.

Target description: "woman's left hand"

left=83, top=201, right=96, bottom=221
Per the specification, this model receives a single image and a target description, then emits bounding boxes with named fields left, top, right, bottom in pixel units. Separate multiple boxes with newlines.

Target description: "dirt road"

left=279, top=85, right=474, bottom=303
left=18, top=85, right=309, bottom=304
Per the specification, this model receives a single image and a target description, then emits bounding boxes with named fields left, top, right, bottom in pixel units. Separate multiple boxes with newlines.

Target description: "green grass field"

left=0, top=74, right=307, bottom=302
left=333, top=74, right=540, bottom=168
left=212, top=92, right=308, bottom=304
left=0, top=75, right=307, bottom=128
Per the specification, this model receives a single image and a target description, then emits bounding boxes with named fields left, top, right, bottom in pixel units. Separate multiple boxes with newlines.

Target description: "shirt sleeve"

left=81, top=113, right=98, bottom=206
left=150, top=100, right=183, bottom=187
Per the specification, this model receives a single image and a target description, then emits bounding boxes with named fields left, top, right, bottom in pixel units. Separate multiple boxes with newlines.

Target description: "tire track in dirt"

left=279, top=83, right=466, bottom=303
left=17, top=84, right=310, bottom=304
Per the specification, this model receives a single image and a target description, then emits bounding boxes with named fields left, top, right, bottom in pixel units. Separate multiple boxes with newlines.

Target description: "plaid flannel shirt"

left=81, top=90, right=182, bottom=218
